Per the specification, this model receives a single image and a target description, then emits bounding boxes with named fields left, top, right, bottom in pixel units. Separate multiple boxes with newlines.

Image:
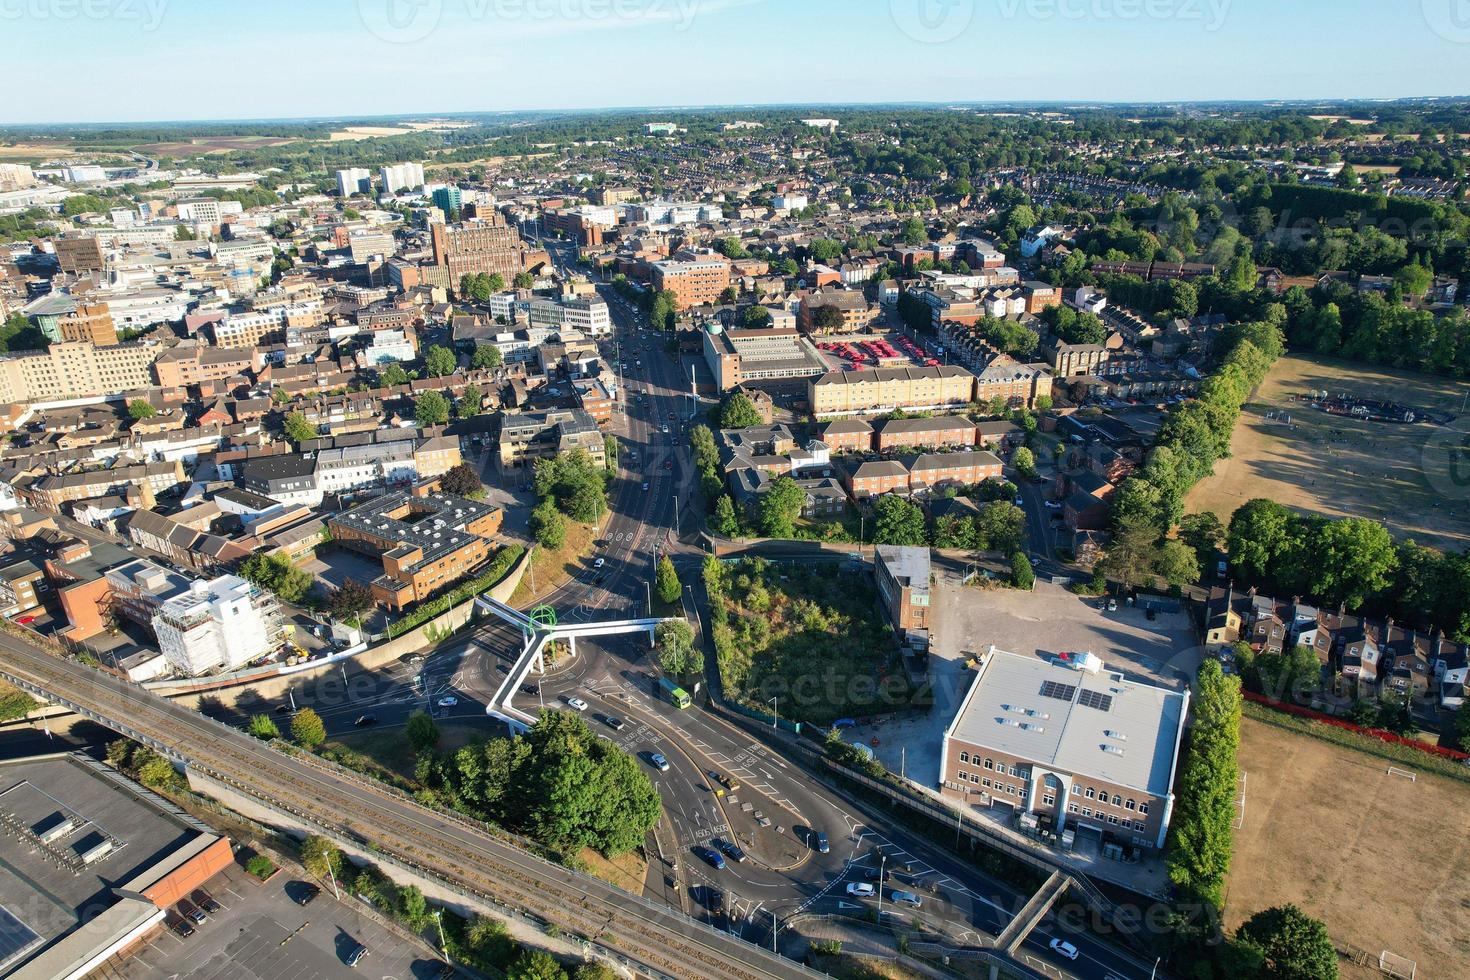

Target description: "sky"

left=4, top=0, right=1470, bottom=124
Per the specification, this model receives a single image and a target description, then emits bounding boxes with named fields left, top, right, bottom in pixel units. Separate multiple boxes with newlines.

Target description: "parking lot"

left=849, top=579, right=1201, bottom=789
left=118, top=858, right=445, bottom=979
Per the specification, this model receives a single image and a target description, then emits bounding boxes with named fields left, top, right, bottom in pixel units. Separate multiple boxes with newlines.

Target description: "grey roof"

left=947, top=649, right=1188, bottom=797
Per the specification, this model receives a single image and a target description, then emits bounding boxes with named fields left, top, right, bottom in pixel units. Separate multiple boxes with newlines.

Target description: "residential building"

left=53, top=236, right=105, bottom=276
left=57, top=302, right=117, bottom=346
left=348, top=227, right=396, bottom=264
left=908, top=450, right=1003, bottom=493
left=152, top=575, right=283, bottom=676
left=432, top=216, right=535, bottom=290
left=496, top=408, right=605, bottom=474
left=875, top=415, right=978, bottom=453
left=798, top=288, right=876, bottom=333
left=651, top=257, right=731, bottom=309
left=809, top=365, right=976, bottom=419
left=152, top=345, right=255, bottom=388
left=379, top=161, right=426, bottom=194
left=336, top=167, right=372, bottom=197
left=239, top=454, right=320, bottom=507
left=327, top=492, right=503, bottom=610
left=0, top=339, right=161, bottom=405
left=1047, top=340, right=1109, bottom=378
left=819, top=418, right=874, bottom=453
left=939, top=647, right=1189, bottom=850
left=431, top=185, right=463, bottom=216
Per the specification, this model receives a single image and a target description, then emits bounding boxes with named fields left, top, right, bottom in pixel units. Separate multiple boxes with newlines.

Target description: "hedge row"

left=1242, top=697, right=1470, bottom=785
left=1242, top=690, right=1470, bottom=761
left=386, top=545, right=527, bottom=639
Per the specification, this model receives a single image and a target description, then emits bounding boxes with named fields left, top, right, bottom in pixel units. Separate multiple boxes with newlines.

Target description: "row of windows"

left=957, top=753, right=1030, bottom=780
left=1067, top=804, right=1148, bottom=832
left=956, top=771, right=1019, bottom=796
left=1077, top=785, right=1148, bottom=814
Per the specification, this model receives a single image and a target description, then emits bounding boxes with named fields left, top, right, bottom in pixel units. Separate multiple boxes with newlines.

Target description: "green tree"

left=717, top=236, right=747, bottom=259
left=976, top=501, right=1026, bottom=554
left=1011, top=551, right=1034, bottom=590
left=1100, top=522, right=1164, bottom=594
left=603, top=434, right=619, bottom=469
left=901, top=216, right=927, bottom=246
left=758, top=476, right=805, bottom=538
left=507, top=949, right=569, bottom=980
left=741, top=305, right=772, bottom=329
left=282, top=411, right=316, bottom=445
left=415, top=390, right=451, bottom=427
left=458, top=383, right=483, bottom=418
left=424, top=344, right=457, bottom=378
left=406, top=710, right=440, bottom=754
left=1179, top=512, right=1226, bottom=567
left=327, top=580, right=373, bottom=624
left=1012, top=446, right=1036, bottom=479
left=533, top=449, right=609, bottom=522
left=1157, top=539, right=1202, bottom=588
left=246, top=714, right=280, bottom=740
left=1166, top=660, right=1241, bottom=909
left=531, top=500, right=567, bottom=549
left=290, top=707, right=326, bottom=748
left=127, top=399, right=156, bottom=421
left=655, top=555, right=681, bottom=605
left=649, top=289, right=678, bottom=330
left=381, top=362, right=410, bottom=387
left=486, top=272, right=505, bottom=293
left=713, top=494, right=740, bottom=537
left=300, top=835, right=343, bottom=880
left=872, top=495, right=927, bottom=546
left=513, top=271, right=534, bottom=289
left=809, top=238, right=843, bottom=264
left=1235, top=904, right=1339, bottom=980
left=655, top=619, right=699, bottom=676
left=473, top=344, right=504, bottom=370
left=238, top=553, right=313, bottom=604
left=1308, top=517, right=1397, bottom=610
left=398, top=884, right=429, bottom=927
left=719, top=392, right=763, bottom=429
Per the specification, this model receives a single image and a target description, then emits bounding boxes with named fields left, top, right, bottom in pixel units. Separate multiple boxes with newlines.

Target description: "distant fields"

left=1185, top=353, right=1470, bottom=552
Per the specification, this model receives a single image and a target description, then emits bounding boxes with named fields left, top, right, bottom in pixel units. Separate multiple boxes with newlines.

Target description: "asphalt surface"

left=229, top=287, right=1154, bottom=980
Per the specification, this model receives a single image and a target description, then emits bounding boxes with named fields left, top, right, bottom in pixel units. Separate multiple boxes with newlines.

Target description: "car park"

left=566, top=696, right=589, bottom=711
left=1048, top=938, right=1079, bottom=960
left=845, top=882, right=876, bottom=897
left=195, top=891, right=222, bottom=914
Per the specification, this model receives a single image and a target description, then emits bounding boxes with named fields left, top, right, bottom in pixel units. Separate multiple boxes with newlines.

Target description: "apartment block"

left=432, top=215, right=532, bottom=289
left=328, top=492, right=503, bottom=610
left=336, top=167, right=372, bottom=197
left=57, top=302, right=118, bottom=346
left=53, top=236, right=105, bottom=276
left=874, top=545, right=931, bottom=638
left=651, top=257, right=731, bottom=309
left=153, top=345, right=256, bottom=388
left=808, top=365, right=976, bottom=419
left=939, top=648, right=1189, bottom=851
left=875, top=415, right=978, bottom=452
left=153, top=575, right=283, bottom=676
left=0, top=340, right=161, bottom=405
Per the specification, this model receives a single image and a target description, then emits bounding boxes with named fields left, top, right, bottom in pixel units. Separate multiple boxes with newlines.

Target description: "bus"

left=658, top=676, right=691, bottom=710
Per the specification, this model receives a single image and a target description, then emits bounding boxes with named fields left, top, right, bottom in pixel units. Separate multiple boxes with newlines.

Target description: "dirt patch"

left=139, top=136, right=295, bottom=156
left=577, top=846, right=648, bottom=894
left=510, top=518, right=597, bottom=607
left=1226, top=716, right=1470, bottom=978
left=1185, top=353, right=1470, bottom=551
left=327, top=127, right=416, bottom=141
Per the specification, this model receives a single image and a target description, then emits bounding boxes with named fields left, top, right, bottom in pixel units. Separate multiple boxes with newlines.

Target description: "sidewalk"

left=786, top=915, right=958, bottom=980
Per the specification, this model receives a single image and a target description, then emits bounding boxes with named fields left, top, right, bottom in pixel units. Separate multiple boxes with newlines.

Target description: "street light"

left=877, top=853, right=886, bottom=919
left=767, top=697, right=778, bottom=730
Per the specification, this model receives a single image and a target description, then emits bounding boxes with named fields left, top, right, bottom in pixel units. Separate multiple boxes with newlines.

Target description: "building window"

left=1069, top=803, right=1079, bottom=813
left=1042, top=795, right=1055, bottom=807
left=982, top=778, right=991, bottom=789
left=1112, top=794, right=1122, bottom=806
left=983, top=758, right=993, bottom=770
left=1107, top=814, right=1119, bottom=825
left=1009, top=765, right=1019, bottom=777
left=959, top=752, right=970, bottom=764
left=1081, top=807, right=1092, bottom=818
left=1125, top=799, right=1136, bottom=811
left=1139, top=802, right=1150, bottom=815
left=1085, top=787, right=1095, bottom=799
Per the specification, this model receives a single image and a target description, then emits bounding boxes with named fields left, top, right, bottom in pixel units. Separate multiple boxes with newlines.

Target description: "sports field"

left=1226, top=716, right=1470, bottom=979
left=1185, top=353, right=1470, bottom=551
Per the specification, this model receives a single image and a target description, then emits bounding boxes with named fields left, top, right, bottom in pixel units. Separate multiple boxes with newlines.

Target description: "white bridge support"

left=475, top=592, right=678, bottom=730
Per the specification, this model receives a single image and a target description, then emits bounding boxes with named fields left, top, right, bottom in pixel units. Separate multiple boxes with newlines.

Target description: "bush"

left=246, top=854, right=277, bottom=880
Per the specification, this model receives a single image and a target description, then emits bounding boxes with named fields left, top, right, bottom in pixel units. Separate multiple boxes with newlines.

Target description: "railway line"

left=0, top=633, right=818, bottom=980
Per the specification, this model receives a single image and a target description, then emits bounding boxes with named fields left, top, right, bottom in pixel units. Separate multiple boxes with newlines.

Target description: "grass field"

left=1226, top=716, right=1470, bottom=979
left=1185, top=353, right=1470, bottom=551
left=138, top=136, right=296, bottom=156
left=0, top=141, right=69, bottom=160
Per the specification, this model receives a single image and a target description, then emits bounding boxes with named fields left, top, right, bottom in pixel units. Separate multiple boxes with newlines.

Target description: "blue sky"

left=5, top=0, right=1470, bottom=123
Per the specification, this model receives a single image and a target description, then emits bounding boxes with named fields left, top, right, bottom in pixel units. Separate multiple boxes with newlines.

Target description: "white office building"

left=63, top=164, right=107, bottom=184
left=563, top=297, right=611, bottom=337
left=379, top=162, right=426, bottom=195
left=152, top=576, right=282, bottom=676
left=336, top=167, right=373, bottom=197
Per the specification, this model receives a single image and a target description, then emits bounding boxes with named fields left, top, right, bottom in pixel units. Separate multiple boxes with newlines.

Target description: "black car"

left=602, top=716, right=626, bottom=732
left=521, top=683, right=540, bottom=696
left=813, top=831, right=829, bottom=853
left=294, top=883, right=321, bottom=907
left=195, top=891, right=222, bottom=914
left=713, top=837, right=747, bottom=863
left=172, top=917, right=195, bottom=938
left=354, top=714, right=377, bottom=727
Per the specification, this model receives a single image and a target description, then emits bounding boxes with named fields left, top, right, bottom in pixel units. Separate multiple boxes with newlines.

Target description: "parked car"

left=845, top=882, right=876, bottom=898
left=1048, top=938, right=1079, bottom=960
left=353, top=714, right=377, bottom=727
left=887, top=889, right=922, bottom=908
left=179, top=900, right=206, bottom=925
left=172, top=917, right=195, bottom=938
left=1106, top=598, right=1118, bottom=612
left=195, top=891, right=222, bottom=914
left=521, top=683, right=540, bottom=696
left=694, top=845, right=726, bottom=870
left=593, top=557, right=605, bottom=569
left=294, top=883, right=321, bottom=906
left=347, top=944, right=368, bottom=968
left=602, top=715, right=626, bottom=732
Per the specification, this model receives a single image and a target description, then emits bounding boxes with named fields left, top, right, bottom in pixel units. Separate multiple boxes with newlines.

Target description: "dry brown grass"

left=577, top=846, right=648, bottom=894
left=1226, top=716, right=1470, bottom=979
left=139, top=136, right=294, bottom=156
left=326, top=127, right=416, bottom=141
left=0, top=142, right=68, bottom=160
left=1185, top=353, right=1470, bottom=551
left=510, top=519, right=598, bottom=607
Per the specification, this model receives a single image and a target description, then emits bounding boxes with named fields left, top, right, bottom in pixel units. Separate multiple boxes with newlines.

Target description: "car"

left=294, top=883, right=321, bottom=906
left=1106, top=598, right=1118, bottom=611
left=663, top=459, right=672, bottom=469
left=602, top=715, right=626, bottom=732
left=346, top=944, right=368, bottom=968
left=1014, top=495, right=1024, bottom=506
left=708, top=770, right=737, bottom=791
left=565, top=696, right=589, bottom=711
left=813, top=831, right=829, bottom=854
left=179, top=900, right=206, bottom=925
left=694, top=845, right=726, bottom=870
left=593, top=557, right=605, bottom=569
left=196, top=891, right=222, bottom=914
left=712, top=837, right=746, bottom=863
left=354, top=714, right=377, bottom=727
left=15, top=615, right=35, bottom=625
left=704, top=887, right=726, bottom=917
left=648, top=752, right=670, bottom=772
left=275, top=703, right=292, bottom=713
left=172, top=917, right=196, bottom=938
left=845, top=882, right=876, bottom=898
left=437, top=695, right=459, bottom=707
left=521, top=683, right=540, bottom=696
left=660, top=425, right=669, bottom=434
left=642, top=482, right=650, bottom=491
left=1048, top=938, right=1079, bottom=960
left=1044, top=500, right=1062, bottom=510
left=495, top=662, right=510, bottom=674
left=887, top=889, right=922, bottom=908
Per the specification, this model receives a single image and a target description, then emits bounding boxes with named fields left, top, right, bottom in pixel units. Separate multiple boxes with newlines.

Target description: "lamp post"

left=767, top=697, right=778, bottom=730
left=877, top=853, right=886, bottom=919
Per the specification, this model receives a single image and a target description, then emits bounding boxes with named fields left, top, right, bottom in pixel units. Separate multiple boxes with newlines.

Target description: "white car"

left=436, top=695, right=458, bottom=707
left=1044, top=500, right=1063, bottom=510
left=844, top=882, right=875, bottom=898
left=593, top=557, right=605, bottom=569
left=1048, top=938, right=1079, bottom=960
left=566, top=697, right=589, bottom=711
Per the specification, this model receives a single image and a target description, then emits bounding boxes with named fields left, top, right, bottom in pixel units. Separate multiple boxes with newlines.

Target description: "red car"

left=16, top=615, right=36, bottom=625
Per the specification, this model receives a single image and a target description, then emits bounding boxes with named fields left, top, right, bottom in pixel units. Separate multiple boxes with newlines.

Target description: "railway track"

left=0, top=637, right=816, bottom=980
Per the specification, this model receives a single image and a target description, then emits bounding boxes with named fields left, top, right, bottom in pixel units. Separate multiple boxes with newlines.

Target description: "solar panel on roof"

left=1039, top=680, right=1077, bottom=702
left=1079, top=690, right=1114, bottom=712
left=0, top=905, right=41, bottom=972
